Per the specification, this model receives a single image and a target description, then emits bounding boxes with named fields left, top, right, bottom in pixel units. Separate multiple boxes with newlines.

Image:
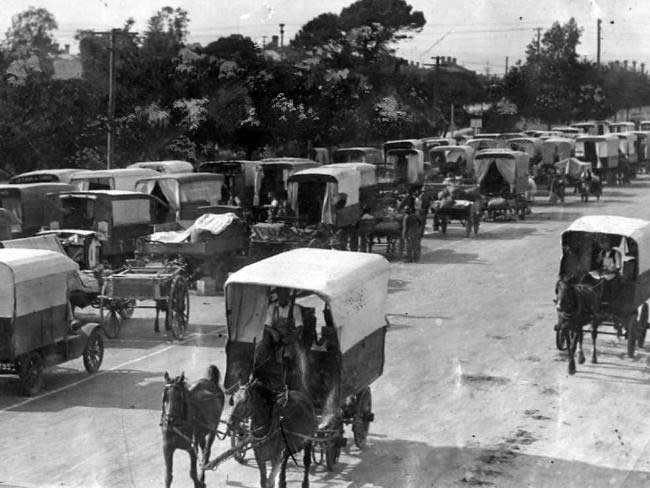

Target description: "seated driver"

left=595, top=240, right=621, bottom=280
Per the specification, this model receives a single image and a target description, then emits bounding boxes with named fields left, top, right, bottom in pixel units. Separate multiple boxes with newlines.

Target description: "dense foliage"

left=0, top=7, right=649, bottom=173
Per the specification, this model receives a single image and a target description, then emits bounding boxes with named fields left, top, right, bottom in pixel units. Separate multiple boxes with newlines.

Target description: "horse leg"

left=279, top=452, right=289, bottom=488
left=577, top=326, right=585, bottom=364
left=267, top=451, right=285, bottom=488
left=198, top=432, right=214, bottom=486
left=255, top=452, right=267, bottom=488
left=591, top=322, right=599, bottom=364
left=187, top=445, right=203, bottom=488
left=155, top=302, right=161, bottom=333
left=302, top=441, right=312, bottom=488
left=567, top=328, right=577, bottom=375
left=163, top=443, right=174, bottom=488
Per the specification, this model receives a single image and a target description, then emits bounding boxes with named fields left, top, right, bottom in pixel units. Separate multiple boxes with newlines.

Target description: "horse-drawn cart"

left=0, top=249, right=104, bottom=395
left=206, top=249, right=389, bottom=481
left=423, top=181, right=481, bottom=237
left=555, top=216, right=650, bottom=373
left=137, top=213, right=248, bottom=289
left=100, top=263, right=190, bottom=340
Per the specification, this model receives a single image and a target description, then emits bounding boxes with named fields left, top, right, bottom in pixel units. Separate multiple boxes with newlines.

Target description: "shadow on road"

left=418, top=248, right=485, bottom=264
left=337, top=438, right=650, bottom=488
left=0, top=368, right=165, bottom=412
left=477, top=226, right=538, bottom=240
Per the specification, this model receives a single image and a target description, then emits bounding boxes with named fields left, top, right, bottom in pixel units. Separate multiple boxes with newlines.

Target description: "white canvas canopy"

left=474, top=150, right=529, bottom=192
left=225, top=249, right=389, bottom=353
left=555, top=158, right=592, bottom=177
left=70, top=168, right=159, bottom=191
left=0, top=249, right=76, bottom=318
left=563, top=215, right=650, bottom=274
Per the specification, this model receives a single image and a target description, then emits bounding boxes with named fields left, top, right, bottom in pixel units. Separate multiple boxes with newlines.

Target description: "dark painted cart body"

left=0, top=249, right=103, bottom=395
left=557, top=215, right=650, bottom=355
left=221, top=248, right=389, bottom=470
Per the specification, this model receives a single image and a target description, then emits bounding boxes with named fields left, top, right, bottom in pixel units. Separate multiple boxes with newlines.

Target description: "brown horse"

left=161, top=366, right=224, bottom=488
left=555, top=277, right=603, bottom=374
left=229, top=379, right=316, bottom=488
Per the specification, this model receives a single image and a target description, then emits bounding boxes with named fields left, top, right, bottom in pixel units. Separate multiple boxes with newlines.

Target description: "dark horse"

left=161, top=366, right=225, bottom=488
left=229, top=379, right=317, bottom=488
left=555, top=277, right=603, bottom=374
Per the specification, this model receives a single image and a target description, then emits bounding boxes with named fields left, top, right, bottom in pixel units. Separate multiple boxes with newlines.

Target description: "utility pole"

left=279, top=23, right=285, bottom=47
left=597, top=18, right=602, bottom=66
left=262, top=35, right=267, bottom=49
left=535, top=27, right=542, bottom=58
left=86, top=28, right=137, bottom=169
left=505, top=56, right=509, bottom=76
left=107, top=29, right=116, bottom=170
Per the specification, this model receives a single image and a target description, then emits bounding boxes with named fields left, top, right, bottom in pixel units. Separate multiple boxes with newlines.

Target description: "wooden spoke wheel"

left=638, top=303, right=648, bottom=349
left=83, top=329, right=104, bottom=373
left=353, top=387, right=373, bottom=449
left=168, top=275, right=190, bottom=340
left=100, top=282, right=121, bottom=339
left=18, top=352, right=44, bottom=396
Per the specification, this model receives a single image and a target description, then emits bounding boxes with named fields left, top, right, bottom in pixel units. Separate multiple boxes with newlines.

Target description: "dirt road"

left=1, top=181, right=649, bottom=487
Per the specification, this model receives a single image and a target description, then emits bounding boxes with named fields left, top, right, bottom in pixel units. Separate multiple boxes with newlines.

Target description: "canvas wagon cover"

left=474, top=150, right=529, bottom=192
left=225, top=249, right=389, bottom=353
left=555, top=158, right=592, bottom=177
left=563, top=215, right=650, bottom=274
left=0, top=249, right=76, bottom=318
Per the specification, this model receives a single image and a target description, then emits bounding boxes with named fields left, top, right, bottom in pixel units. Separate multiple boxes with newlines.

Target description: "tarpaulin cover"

left=147, top=213, right=241, bottom=243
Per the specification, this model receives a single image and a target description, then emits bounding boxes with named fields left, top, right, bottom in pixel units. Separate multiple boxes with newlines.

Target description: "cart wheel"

left=555, top=327, right=567, bottom=350
left=99, top=282, right=121, bottom=339
left=627, top=315, right=637, bottom=357
left=168, top=275, right=190, bottom=340
left=353, top=387, right=372, bottom=449
left=18, top=352, right=44, bottom=396
left=638, top=303, right=648, bottom=348
left=118, top=299, right=136, bottom=320
left=325, top=438, right=341, bottom=471
left=83, top=329, right=104, bottom=373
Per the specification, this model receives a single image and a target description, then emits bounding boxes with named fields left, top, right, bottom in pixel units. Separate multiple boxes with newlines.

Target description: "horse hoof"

left=591, top=357, right=598, bottom=364
left=579, top=356, right=586, bottom=364
left=154, top=327, right=160, bottom=333
left=568, top=364, right=576, bottom=375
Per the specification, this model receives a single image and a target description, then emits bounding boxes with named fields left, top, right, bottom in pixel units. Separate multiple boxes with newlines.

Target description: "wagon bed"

left=100, top=264, right=189, bottom=339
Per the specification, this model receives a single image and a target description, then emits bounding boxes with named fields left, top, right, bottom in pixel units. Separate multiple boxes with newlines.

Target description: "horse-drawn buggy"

left=554, top=158, right=601, bottom=202
left=555, top=216, right=650, bottom=374
left=205, top=248, right=389, bottom=486
left=475, top=149, right=529, bottom=221
left=0, top=249, right=104, bottom=395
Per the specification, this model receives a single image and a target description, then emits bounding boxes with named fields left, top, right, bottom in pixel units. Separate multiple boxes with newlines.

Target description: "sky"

left=2, top=0, right=650, bottom=74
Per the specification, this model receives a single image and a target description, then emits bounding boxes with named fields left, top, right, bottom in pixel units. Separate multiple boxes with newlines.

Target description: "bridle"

left=161, top=380, right=189, bottom=428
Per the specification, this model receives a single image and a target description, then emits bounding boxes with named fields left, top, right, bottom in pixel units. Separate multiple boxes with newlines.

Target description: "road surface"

left=1, top=180, right=650, bottom=488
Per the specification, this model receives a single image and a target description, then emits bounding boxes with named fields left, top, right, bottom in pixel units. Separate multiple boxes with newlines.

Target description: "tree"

left=339, top=0, right=425, bottom=42
left=5, top=7, right=58, bottom=57
left=291, top=13, right=343, bottom=50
